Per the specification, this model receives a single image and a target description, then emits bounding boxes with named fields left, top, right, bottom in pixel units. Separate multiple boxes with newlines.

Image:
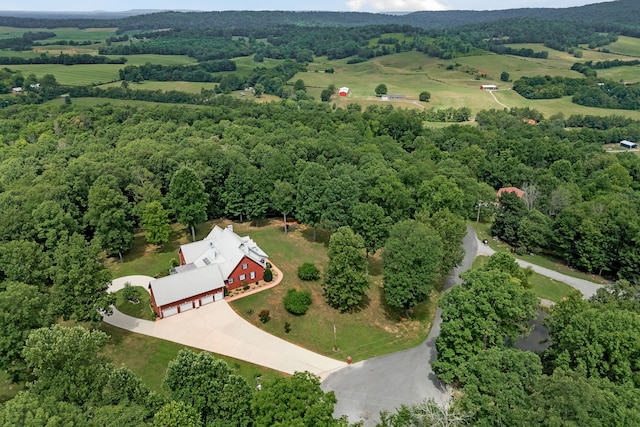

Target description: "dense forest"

left=0, top=97, right=640, bottom=423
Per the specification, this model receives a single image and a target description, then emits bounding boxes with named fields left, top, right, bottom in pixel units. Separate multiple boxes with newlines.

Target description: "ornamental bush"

left=263, top=267, right=273, bottom=282
left=284, top=289, right=312, bottom=315
left=297, top=262, right=320, bottom=281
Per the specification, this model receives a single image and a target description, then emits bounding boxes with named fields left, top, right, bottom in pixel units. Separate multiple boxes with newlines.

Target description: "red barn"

left=338, top=87, right=349, bottom=96
left=150, top=225, right=268, bottom=319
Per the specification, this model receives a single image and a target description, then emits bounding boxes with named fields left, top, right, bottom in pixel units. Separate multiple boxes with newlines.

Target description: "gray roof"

left=150, top=264, right=225, bottom=307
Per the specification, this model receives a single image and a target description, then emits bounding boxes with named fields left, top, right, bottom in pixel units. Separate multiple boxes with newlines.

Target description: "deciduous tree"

left=168, top=167, right=208, bottom=241
left=350, top=202, right=391, bottom=258
left=142, top=201, right=171, bottom=246
left=271, top=180, right=295, bottom=234
left=296, top=163, right=329, bottom=241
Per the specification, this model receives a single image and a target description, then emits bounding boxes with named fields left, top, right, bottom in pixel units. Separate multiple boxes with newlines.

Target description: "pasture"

left=606, top=35, right=640, bottom=57
left=7, top=63, right=122, bottom=85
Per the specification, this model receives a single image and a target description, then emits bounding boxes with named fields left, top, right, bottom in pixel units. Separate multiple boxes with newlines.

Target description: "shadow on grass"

left=301, top=227, right=332, bottom=247
left=378, top=283, right=434, bottom=323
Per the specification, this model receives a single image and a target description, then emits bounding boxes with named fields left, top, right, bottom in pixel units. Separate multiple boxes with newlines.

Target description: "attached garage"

left=179, top=301, right=194, bottom=313
left=214, top=291, right=224, bottom=302
left=162, top=306, right=178, bottom=318
left=201, top=294, right=214, bottom=305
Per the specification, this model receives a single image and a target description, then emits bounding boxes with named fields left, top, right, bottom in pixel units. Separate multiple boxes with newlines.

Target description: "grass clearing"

left=606, top=35, right=640, bottom=57
left=6, top=63, right=121, bottom=85
left=99, top=80, right=217, bottom=93
left=473, top=255, right=573, bottom=303
left=100, top=324, right=282, bottom=393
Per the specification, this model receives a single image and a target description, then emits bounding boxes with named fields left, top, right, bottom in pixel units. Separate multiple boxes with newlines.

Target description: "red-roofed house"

left=497, top=187, right=525, bottom=198
left=149, top=225, right=268, bottom=319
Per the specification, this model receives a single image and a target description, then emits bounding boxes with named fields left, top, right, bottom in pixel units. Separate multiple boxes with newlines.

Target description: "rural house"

left=149, top=225, right=268, bottom=319
left=339, top=87, right=349, bottom=96
left=497, top=187, right=525, bottom=198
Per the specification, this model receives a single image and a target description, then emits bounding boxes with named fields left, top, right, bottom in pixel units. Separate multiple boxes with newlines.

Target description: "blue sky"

left=0, top=1, right=608, bottom=13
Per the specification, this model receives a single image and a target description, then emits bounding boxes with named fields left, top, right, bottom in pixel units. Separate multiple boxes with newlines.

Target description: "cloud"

left=346, top=0, right=449, bottom=12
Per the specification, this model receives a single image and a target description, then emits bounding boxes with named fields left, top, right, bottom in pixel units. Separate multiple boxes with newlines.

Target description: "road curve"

left=320, top=226, right=478, bottom=426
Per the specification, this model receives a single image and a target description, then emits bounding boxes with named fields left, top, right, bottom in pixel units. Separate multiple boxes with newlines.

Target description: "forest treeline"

left=0, top=95, right=640, bottom=425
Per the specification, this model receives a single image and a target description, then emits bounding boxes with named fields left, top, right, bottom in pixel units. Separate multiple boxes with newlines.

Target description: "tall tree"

left=87, top=174, right=134, bottom=262
left=31, top=200, right=77, bottom=250
left=52, top=233, right=115, bottom=324
left=491, top=190, right=527, bottom=247
left=153, top=401, right=202, bottom=427
left=271, top=180, right=295, bottom=234
left=350, top=202, right=391, bottom=258
left=142, top=201, right=171, bottom=246
left=417, top=208, right=466, bottom=276
left=324, top=226, right=369, bottom=312
left=0, top=240, right=51, bottom=288
left=163, top=349, right=253, bottom=426
left=252, top=371, right=346, bottom=427
left=433, top=269, right=538, bottom=383
left=296, top=163, right=329, bottom=241
left=0, top=282, right=51, bottom=381
left=383, top=220, right=443, bottom=316
left=168, top=167, right=208, bottom=241
left=22, top=325, right=112, bottom=406
left=417, top=176, right=464, bottom=216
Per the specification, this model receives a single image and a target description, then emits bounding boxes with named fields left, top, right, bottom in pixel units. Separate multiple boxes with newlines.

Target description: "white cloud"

left=346, top=0, right=449, bottom=11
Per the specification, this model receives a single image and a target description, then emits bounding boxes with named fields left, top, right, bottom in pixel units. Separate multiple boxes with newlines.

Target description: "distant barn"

left=621, top=140, right=638, bottom=149
left=480, top=84, right=498, bottom=90
left=339, top=87, right=349, bottom=96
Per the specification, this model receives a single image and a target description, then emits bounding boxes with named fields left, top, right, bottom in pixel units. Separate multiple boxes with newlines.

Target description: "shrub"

left=258, top=309, right=270, bottom=323
left=122, top=282, right=137, bottom=302
left=284, top=322, right=291, bottom=333
left=419, top=91, right=431, bottom=102
left=284, top=289, right=312, bottom=315
left=263, top=267, right=273, bottom=282
left=170, top=258, right=180, bottom=268
left=297, top=262, right=320, bottom=281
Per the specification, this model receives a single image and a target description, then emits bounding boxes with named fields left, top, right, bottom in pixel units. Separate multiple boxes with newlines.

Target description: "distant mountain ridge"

left=0, top=0, right=637, bottom=32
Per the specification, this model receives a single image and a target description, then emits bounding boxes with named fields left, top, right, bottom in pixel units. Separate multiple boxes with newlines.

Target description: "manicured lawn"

left=114, top=286, right=156, bottom=321
left=100, top=324, right=283, bottom=393
left=471, top=222, right=608, bottom=285
left=226, top=220, right=436, bottom=362
left=473, top=255, right=573, bottom=303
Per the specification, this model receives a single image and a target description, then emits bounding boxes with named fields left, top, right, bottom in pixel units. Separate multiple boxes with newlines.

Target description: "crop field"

left=7, top=63, right=121, bottom=85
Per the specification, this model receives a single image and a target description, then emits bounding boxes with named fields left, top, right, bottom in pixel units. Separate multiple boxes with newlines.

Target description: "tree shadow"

left=368, top=256, right=383, bottom=276
left=300, top=227, right=332, bottom=247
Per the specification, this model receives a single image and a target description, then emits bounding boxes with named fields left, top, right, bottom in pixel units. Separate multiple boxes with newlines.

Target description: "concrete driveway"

left=321, top=226, right=478, bottom=426
left=104, top=275, right=346, bottom=379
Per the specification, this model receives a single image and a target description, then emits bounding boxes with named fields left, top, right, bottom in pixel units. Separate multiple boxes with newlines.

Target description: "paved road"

left=476, top=239, right=603, bottom=299
left=104, top=275, right=346, bottom=379
left=321, top=226, right=478, bottom=426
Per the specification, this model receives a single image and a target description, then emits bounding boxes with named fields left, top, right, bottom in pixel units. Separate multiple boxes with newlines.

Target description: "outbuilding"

left=338, top=87, right=349, bottom=96
left=480, top=84, right=498, bottom=90
left=620, top=140, right=638, bottom=149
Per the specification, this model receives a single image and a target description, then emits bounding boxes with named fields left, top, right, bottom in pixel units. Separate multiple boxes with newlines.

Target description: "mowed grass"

left=100, top=324, right=283, bottom=393
left=114, top=286, right=156, bottom=321
left=7, top=64, right=121, bottom=85
left=606, top=35, right=640, bottom=57
left=227, top=219, right=436, bottom=362
left=473, top=255, right=573, bottom=303
left=99, top=80, right=217, bottom=93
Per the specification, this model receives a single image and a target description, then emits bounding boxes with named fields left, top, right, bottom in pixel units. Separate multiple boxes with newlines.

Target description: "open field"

left=0, top=26, right=117, bottom=42
left=7, top=63, right=121, bottom=85
left=300, top=48, right=640, bottom=119
left=606, top=35, right=640, bottom=57
left=99, top=80, right=217, bottom=93
left=46, top=97, right=206, bottom=108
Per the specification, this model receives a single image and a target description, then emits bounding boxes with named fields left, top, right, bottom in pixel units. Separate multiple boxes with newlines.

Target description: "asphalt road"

left=321, top=226, right=478, bottom=426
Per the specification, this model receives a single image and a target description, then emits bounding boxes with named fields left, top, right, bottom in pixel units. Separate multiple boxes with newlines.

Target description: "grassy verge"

left=100, top=324, right=283, bottom=393
left=114, top=286, right=156, bottom=321
left=470, top=222, right=607, bottom=284
left=473, top=255, right=573, bottom=302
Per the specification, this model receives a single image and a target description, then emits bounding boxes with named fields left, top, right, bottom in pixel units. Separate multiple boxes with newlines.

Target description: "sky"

left=0, top=1, right=609, bottom=13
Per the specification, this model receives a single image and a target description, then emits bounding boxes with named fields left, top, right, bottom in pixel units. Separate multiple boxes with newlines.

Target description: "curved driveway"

left=321, top=227, right=604, bottom=426
left=104, top=275, right=346, bottom=379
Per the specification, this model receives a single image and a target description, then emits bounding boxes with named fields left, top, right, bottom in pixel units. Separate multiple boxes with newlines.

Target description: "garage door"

left=214, top=291, right=224, bottom=302
left=162, top=306, right=178, bottom=318
left=180, top=301, right=193, bottom=313
left=201, top=294, right=214, bottom=305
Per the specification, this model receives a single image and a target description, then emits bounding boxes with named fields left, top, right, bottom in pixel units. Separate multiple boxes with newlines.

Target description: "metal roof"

left=150, top=264, right=225, bottom=307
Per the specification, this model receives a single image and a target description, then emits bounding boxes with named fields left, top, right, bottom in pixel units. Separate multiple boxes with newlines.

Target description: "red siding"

left=154, top=288, right=224, bottom=319
left=179, top=249, right=186, bottom=266
left=225, top=256, right=265, bottom=290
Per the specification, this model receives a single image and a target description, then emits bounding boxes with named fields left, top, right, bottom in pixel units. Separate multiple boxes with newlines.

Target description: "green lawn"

left=114, top=286, right=156, bottom=321
left=473, top=255, right=572, bottom=303
left=100, top=324, right=282, bottom=393
left=109, top=219, right=435, bottom=363
left=7, top=63, right=121, bottom=85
